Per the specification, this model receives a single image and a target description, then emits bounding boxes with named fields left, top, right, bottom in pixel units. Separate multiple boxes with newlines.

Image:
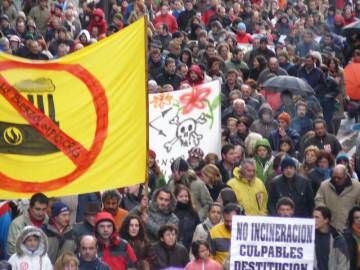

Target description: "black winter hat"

left=171, top=158, right=189, bottom=172
left=281, top=156, right=296, bottom=171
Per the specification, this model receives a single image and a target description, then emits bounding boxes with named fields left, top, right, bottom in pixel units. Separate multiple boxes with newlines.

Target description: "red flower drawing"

left=179, top=86, right=211, bottom=114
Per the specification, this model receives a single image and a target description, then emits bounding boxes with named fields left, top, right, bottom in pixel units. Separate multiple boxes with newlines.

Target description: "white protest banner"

left=230, top=216, right=315, bottom=270
left=149, top=81, right=221, bottom=179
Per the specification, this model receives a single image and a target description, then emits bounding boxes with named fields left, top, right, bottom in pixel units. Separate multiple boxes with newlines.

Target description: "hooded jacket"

left=254, top=139, right=274, bottom=183
left=88, top=8, right=107, bottom=36
left=250, top=104, right=278, bottom=139
left=8, top=226, right=52, bottom=270
left=227, top=167, right=268, bottom=215
left=95, top=212, right=137, bottom=270
left=168, top=172, right=213, bottom=221
left=185, top=64, right=204, bottom=86
left=7, top=210, right=49, bottom=256
left=77, top=29, right=91, bottom=45
left=145, top=189, right=179, bottom=241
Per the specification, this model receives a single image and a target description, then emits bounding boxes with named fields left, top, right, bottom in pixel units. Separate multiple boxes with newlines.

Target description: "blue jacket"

left=295, top=41, right=320, bottom=57
left=269, top=128, right=300, bottom=151
left=0, top=202, right=11, bottom=260
left=290, top=116, right=313, bottom=137
left=297, top=66, right=326, bottom=97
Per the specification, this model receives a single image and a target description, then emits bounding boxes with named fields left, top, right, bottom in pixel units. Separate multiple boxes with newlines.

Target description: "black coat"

left=177, top=9, right=196, bottom=31
left=342, top=228, right=359, bottom=270
left=79, top=257, right=110, bottom=270
left=174, top=202, right=200, bottom=250
left=150, top=242, right=189, bottom=270
left=303, top=134, right=342, bottom=157
left=207, top=182, right=228, bottom=201
left=267, top=174, right=314, bottom=217
left=73, top=220, right=94, bottom=243
left=308, top=167, right=331, bottom=195
left=155, top=71, right=182, bottom=90
left=216, top=160, right=234, bottom=184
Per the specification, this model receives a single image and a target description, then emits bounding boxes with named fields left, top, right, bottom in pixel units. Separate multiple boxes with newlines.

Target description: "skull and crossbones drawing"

left=164, top=113, right=207, bottom=153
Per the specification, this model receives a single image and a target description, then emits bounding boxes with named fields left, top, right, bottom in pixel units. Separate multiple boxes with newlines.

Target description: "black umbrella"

left=262, top=75, right=315, bottom=96
left=342, top=20, right=360, bottom=35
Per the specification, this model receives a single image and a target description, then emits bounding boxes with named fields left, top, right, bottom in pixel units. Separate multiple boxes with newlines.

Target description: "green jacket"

left=254, top=138, right=274, bottom=183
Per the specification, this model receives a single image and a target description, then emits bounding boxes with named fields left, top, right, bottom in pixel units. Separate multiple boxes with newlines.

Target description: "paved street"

left=338, top=117, right=359, bottom=156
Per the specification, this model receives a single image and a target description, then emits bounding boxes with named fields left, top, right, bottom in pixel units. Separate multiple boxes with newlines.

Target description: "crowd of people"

left=1, top=0, right=360, bottom=268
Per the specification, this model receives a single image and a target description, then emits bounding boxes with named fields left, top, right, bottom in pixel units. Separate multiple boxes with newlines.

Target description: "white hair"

left=233, top=98, right=245, bottom=107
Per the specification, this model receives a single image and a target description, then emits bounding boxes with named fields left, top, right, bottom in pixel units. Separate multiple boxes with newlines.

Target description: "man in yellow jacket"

left=227, top=158, right=268, bottom=215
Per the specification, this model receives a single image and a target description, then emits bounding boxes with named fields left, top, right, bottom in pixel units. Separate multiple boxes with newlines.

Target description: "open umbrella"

left=342, top=20, right=360, bottom=36
left=262, top=75, right=315, bottom=96
left=344, top=62, right=360, bottom=101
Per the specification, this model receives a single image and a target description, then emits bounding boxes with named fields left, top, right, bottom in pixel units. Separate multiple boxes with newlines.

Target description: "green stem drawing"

left=205, top=99, right=214, bottom=128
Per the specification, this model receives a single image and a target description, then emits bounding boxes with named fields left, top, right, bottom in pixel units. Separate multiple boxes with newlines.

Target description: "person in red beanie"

left=269, top=112, right=300, bottom=152
left=148, top=149, right=166, bottom=194
left=94, top=211, right=138, bottom=270
left=183, top=64, right=205, bottom=86
left=88, top=8, right=107, bottom=37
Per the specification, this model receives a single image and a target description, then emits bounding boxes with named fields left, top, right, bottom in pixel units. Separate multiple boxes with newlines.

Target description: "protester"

left=250, top=103, right=278, bottom=139
left=8, top=226, right=52, bottom=270
left=150, top=224, right=189, bottom=270
left=253, top=138, right=274, bottom=183
left=201, top=164, right=227, bottom=201
left=148, top=150, right=166, bottom=194
left=313, top=206, right=350, bottom=270
left=101, top=190, right=128, bottom=232
left=227, top=158, right=268, bottom=215
left=216, top=144, right=236, bottom=183
left=7, top=193, right=49, bottom=256
left=186, top=240, right=222, bottom=270
left=299, top=146, right=319, bottom=177
left=304, top=119, right=342, bottom=157
left=308, top=150, right=335, bottom=194
left=315, top=164, right=360, bottom=231
left=94, top=211, right=137, bottom=270
left=0, top=201, right=12, bottom=260
left=119, top=215, right=151, bottom=270
left=336, top=153, right=359, bottom=180
left=54, top=251, right=79, bottom=270
left=276, top=197, right=295, bottom=217
left=268, top=156, right=314, bottom=217
left=134, top=187, right=178, bottom=241
left=1, top=0, right=360, bottom=266
left=174, top=184, right=200, bottom=250
left=73, top=202, right=101, bottom=243
left=168, top=158, right=213, bottom=220
left=78, top=235, right=110, bottom=270
left=42, top=201, right=76, bottom=264
left=269, top=112, right=300, bottom=152
left=209, top=203, right=242, bottom=265
left=192, top=202, right=222, bottom=242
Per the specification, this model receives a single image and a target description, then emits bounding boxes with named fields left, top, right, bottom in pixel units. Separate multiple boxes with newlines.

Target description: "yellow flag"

left=0, top=18, right=147, bottom=199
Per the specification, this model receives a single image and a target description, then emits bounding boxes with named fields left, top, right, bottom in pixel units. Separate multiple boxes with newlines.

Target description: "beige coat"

left=315, top=179, right=360, bottom=230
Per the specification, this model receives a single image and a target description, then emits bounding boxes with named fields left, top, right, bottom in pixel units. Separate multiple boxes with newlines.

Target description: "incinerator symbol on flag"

left=0, top=78, right=60, bottom=155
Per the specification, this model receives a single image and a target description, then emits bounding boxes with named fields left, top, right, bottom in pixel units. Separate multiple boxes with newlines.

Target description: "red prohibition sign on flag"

left=0, top=61, right=109, bottom=193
